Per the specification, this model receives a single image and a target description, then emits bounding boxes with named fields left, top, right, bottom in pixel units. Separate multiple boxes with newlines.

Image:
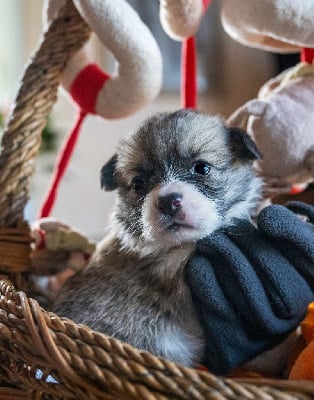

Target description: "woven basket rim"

left=0, top=1, right=313, bottom=399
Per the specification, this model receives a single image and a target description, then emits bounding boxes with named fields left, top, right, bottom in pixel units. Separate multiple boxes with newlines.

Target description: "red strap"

left=202, top=0, right=211, bottom=10
left=34, top=228, right=46, bottom=250
left=38, top=109, right=87, bottom=218
left=301, top=48, right=314, bottom=64
left=181, top=37, right=197, bottom=109
left=181, top=0, right=211, bottom=109
left=38, top=64, right=110, bottom=218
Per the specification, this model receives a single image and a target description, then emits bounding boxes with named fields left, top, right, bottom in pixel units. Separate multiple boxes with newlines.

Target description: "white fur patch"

left=142, top=181, right=221, bottom=247
left=157, top=326, right=204, bottom=366
left=225, top=174, right=262, bottom=222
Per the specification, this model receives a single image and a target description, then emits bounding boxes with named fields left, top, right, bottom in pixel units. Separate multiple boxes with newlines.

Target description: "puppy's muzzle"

left=157, top=193, right=182, bottom=216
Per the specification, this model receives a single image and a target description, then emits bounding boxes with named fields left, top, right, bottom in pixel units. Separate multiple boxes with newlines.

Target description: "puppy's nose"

left=157, top=193, right=182, bottom=216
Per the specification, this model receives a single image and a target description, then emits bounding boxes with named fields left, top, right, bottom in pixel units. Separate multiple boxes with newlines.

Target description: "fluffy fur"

left=52, top=109, right=262, bottom=367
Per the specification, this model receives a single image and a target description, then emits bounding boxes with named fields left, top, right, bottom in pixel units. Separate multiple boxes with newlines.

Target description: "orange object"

left=289, top=302, right=314, bottom=380
left=289, top=340, right=314, bottom=380
left=301, top=302, right=314, bottom=344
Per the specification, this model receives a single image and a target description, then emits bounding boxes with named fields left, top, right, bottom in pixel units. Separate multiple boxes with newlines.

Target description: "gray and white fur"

left=52, top=109, right=262, bottom=367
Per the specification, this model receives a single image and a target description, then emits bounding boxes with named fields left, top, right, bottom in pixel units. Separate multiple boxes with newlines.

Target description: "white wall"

left=0, top=0, right=23, bottom=99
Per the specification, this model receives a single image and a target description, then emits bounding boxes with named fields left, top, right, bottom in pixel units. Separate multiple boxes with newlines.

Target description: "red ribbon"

left=301, top=48, right=314, bottom=64
left=38, top=64, right=110, bottom=218
left=181, top=0, right=211, bottom=109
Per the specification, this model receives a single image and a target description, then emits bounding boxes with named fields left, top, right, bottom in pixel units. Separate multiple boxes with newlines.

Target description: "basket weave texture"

left=0, top=1, right=314, bottom=399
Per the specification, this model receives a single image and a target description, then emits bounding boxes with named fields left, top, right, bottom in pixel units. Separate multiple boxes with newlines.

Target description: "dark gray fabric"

left=185, top=202, right=314, bottom=375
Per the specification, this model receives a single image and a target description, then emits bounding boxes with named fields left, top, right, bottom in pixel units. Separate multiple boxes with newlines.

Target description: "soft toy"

left=227, top=63, right=314, bottom=195
left=43, top=0, right=162, bottom=119
left=159, top=0, right=203, bottom=41
left=221, top=0, right=314, bottom=53
left=218, top=0, right=314, bottom=195
left=30, top=217, right=96, bottom=305
left=31, top=217, right=96, bottom=275
left=40, top=0, right=163, bottom=217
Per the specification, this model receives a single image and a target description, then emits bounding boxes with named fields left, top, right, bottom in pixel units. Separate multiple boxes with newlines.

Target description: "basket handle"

left=0, top=0, right=91, bottom=227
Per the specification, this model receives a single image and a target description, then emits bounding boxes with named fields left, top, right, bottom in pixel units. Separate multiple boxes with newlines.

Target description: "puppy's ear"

left=100, top=154, right=118, bottom=191
left=227, top=127, right=262, bottom=161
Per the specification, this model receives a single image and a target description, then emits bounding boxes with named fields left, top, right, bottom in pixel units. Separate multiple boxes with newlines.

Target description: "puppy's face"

left=101, top=110, right=261, bottom=249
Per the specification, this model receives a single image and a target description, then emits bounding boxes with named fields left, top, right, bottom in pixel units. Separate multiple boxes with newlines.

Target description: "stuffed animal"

left=31, top=217, right=96, bottom=306
left=159, top=0, right=203, bottom=40
left=227, top=63, right=314, bottom=195
left=221, top=0, right=314, bottom=53
left=31, top=217, right=96, bottom=275
left=43, top=0, right=162, bottom=119
left=219, top=0, right=314, bottom=195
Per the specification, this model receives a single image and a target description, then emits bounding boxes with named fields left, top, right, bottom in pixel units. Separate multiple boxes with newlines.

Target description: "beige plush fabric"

left=221, top=0, right=314, bottom=52
left=227, top=66, right=314, bottom=193
left=159, top=0, right=203, bottom=40
left=31, top=218, right=96, bottom=275
left=43, top=0, right=162, bottom=119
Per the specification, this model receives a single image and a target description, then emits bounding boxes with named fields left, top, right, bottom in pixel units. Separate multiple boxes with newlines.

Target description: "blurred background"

left=0, top=0, right=298, bottom=241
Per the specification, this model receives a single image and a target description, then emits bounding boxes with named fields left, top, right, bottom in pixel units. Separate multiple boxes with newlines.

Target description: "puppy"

left=52, top=109, right=262, bottom=367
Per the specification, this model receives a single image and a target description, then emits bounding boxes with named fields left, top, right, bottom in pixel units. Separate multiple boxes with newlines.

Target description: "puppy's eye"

left=132, top=177, right=145, bottom=191
left=193, top=161, right=211, bottom=175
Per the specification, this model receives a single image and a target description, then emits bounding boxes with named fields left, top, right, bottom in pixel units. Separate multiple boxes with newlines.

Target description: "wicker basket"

left=0, top=1, right=314, bottom=399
